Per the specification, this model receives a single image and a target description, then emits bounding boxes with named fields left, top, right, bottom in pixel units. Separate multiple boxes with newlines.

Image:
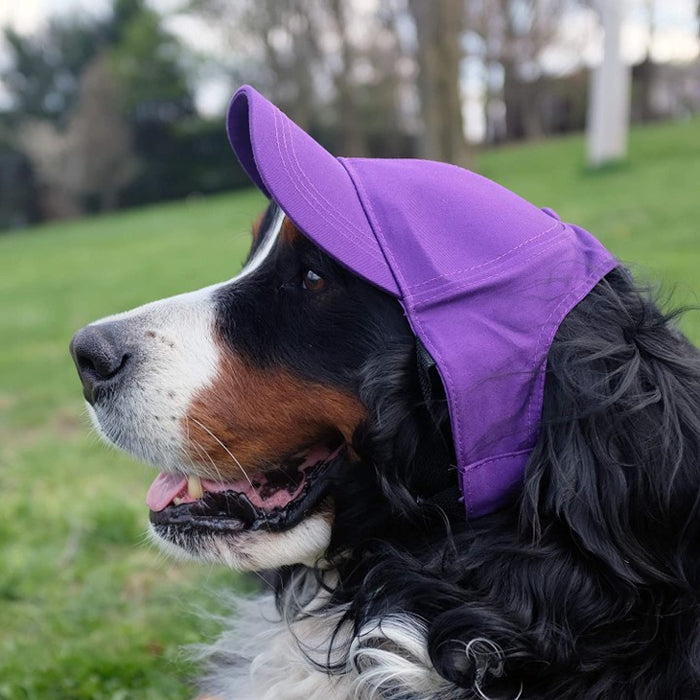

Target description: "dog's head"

left=70, top=202, right=437, bottom=569
left=69, top=86, right=623, bottom=573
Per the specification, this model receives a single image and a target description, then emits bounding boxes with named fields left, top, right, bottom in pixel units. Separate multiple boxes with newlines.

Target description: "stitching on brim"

left=281, top=116, right=386, bottom=263
left=271, top=110, right=386, bottom=264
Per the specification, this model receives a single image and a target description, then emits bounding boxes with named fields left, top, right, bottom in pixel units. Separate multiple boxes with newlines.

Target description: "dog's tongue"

left=146, top=472, right=256, bottom=512
left=146, top=469, right=313, bottom=512
left=146, top=472, right=186, bottom=511
left=146, top=446, right=341, bottom=513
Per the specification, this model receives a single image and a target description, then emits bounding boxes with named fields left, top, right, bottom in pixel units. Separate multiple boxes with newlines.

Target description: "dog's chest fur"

left=197, top=591, right=462, bottom=700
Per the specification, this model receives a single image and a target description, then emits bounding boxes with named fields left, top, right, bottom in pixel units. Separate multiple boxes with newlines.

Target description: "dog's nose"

left=70, top=323, right=130, bottom=404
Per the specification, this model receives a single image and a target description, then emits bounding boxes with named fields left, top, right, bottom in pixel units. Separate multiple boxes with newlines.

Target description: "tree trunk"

left=408, top=0, right=470, bottom=166
left=636, top=57, right=656, bottom=122
left=502, top=57, right=524, bottom=140
left=521, top=77, right=545, bottom=139
left=100, top=186, right=118, bottom=212
left=586, top=0, right=631, bottom=167
left=329, top=0, right=367, bottom=156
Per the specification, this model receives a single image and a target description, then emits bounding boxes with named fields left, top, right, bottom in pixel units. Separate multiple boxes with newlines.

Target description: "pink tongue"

left=145, top=471, right=301, bottom=512
left=146, top=446, right=341, bottom=513
left=146, top=472, right=186, bottom=511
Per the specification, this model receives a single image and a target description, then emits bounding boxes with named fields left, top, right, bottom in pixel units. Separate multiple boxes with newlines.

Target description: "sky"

left=0, top=0, right=698, bottom=118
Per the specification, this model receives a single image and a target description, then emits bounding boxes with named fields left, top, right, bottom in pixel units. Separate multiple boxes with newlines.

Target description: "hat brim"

left=227, top=86, right=400, bottom=296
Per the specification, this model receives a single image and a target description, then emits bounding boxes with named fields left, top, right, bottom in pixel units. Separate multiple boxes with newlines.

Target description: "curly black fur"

left=275, top=267, right=700, bottom=699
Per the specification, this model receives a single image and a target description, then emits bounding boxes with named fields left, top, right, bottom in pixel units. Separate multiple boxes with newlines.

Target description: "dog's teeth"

left=173, top=497, right=183, bottom=505
left=187, top=474, right=203, bottom=499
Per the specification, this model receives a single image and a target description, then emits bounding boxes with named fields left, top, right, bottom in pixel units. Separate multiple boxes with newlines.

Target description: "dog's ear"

left=521, top=269, right=700, bottom=587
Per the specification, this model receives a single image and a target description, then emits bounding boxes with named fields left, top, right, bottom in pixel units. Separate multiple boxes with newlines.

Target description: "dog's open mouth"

left=147, top=444, right=343, bottom=533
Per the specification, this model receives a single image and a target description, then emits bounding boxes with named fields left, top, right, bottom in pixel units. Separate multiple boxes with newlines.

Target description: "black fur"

left=269, top=265, right=700, bottom=699
left=205, top=205, right=700, bottom=697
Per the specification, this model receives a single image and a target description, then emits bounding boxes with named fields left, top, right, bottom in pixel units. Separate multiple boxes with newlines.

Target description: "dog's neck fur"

left=196, top=582, right=463, bottom=700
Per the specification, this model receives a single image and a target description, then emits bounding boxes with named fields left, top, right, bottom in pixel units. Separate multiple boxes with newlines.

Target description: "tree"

left=328, top=0, right=367, bottom=155
left=109, top=0, right=194, bottom=123
left=192, top=0, right=413, bottom=157
left=218, top=0, right=324, bottom=131
left=0, top=131, right=40, bottom=228
left=635, top=0, right=658, bottom=122
left=65, top=54, right=138, bottom=210
left=18, top=121, right=80, bottom=220
left=478, top=0, right=577, bottom=141
left=19, top=55, right=137, bottom=215
left=2, top=0, right=195, bottom=224
left=1, top=0, right=193, bottom=127
left=2, top=17, right=110, bottom=125
left=407, top=0, right=470, bottom=165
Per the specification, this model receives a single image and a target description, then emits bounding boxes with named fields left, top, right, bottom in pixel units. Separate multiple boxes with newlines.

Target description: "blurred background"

left=1, top=1, right=698, bottom=698
left=1, top=0, right=699, bottom=228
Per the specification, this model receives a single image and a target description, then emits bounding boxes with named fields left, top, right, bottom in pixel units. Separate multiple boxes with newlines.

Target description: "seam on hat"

left=269, top=111, right=386, bottom=265
left=274, top=113, right=387, bottom=265
left=336, top=158, right=405, bottom=291
left=463, top=448, right=532, bottom=474
left=411, top=228, right=570, bottom=308
left=526, top=257, right=619, bottom=434
left=408, top=219, right=562, bottom=291
left=340, top=158, right=412, bottom=296
left=461, top=449, right=530, bottom=515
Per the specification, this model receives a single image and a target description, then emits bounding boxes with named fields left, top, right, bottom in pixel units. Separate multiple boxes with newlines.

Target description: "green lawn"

left=1, top=119, right=699, bottom=698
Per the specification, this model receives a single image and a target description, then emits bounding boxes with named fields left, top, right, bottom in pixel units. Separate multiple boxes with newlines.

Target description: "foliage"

left=64, top=54, right=138, bottom=211
left=0, top=135, right=38, bottom=229
left=1, top=0, right=191, bottom=127
left=1, top=18, right=110, bottom=126
left=0, top=0, right=203, bottom=226
left=18, top=54, right=138, bottom=216
left=119, top=117, right=251, bottom=208
left=109, top=0, right=194, bottom=122
left=0, top=119, right=698, bottom=696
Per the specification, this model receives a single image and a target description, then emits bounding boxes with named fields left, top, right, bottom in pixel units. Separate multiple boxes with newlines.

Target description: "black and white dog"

left=71, top=202, right=700, bottom=699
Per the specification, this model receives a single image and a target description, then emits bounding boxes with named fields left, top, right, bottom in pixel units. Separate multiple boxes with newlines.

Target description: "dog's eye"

left=302, top=269, right=326, bottom=292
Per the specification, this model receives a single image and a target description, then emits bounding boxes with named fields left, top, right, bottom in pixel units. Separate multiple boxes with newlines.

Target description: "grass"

left=1, top=119, right=698, bottom=698
left=0, top=192, right=264, bottom=699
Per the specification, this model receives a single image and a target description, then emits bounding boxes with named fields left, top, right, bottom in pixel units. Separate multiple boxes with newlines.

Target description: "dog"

left=70, top=87, right=700, bottom=699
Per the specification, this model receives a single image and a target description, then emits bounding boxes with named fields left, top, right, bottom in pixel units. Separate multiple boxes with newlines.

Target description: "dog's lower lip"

left=149, top=452, right=342, bottom=534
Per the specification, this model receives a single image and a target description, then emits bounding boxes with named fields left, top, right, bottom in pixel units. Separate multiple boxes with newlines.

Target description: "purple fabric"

left=227, top=85, right=618, bottom=518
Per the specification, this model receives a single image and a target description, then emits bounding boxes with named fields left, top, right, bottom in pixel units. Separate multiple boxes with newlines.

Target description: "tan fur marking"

left=183, top=351, right=366, bottom=479
left=280, top=216, right=305, bottom=247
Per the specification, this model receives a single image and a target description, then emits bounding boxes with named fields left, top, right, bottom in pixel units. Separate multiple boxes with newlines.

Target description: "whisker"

left=188, top=434, right=225, bottom=484
left=188, top=416, right=255, bottom=489
left=181, top=416, right=221, bottom=480
left=184, top=418, right=274, bottom=530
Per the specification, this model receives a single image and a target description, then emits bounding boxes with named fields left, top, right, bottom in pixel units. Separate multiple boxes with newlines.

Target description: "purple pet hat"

left=226, top=85, right=618, bottom=518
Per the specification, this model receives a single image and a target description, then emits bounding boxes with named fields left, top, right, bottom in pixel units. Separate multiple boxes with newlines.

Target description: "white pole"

left=586, top=0, right=632, bottom=167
